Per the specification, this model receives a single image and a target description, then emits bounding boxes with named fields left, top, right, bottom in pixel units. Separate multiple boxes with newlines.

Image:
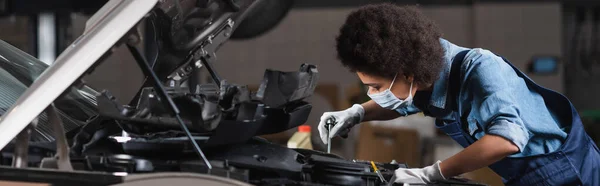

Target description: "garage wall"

left=0, top=16, right=32, bottom=54
left=562, top=7, right=600, bottom=111
left=473, top=2, right=563, bottom=93
left=421, top=6, right=474, bottom=47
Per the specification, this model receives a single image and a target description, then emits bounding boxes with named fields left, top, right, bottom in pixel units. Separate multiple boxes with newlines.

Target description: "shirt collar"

left=429, top=38, right=470, bottom=109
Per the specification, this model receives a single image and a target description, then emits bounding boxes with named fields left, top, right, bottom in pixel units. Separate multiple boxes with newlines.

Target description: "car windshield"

left=0, top=40, right=98, bottom=142
left=0, top=40, right=48, bottom=113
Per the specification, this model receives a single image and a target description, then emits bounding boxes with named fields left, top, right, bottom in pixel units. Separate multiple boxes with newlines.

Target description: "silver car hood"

left=0, top=0, right=158, bottom=149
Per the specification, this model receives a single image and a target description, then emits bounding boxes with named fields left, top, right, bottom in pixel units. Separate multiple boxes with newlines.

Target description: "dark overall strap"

left=434, top=50, right=476, bottom=148
left=448, top=50, right=469, bottom=112
left=448, top=50, right=472, bottom=133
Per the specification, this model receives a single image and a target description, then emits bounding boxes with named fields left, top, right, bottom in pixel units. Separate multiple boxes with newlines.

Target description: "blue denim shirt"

left=396, top=38, right=567, bottom=157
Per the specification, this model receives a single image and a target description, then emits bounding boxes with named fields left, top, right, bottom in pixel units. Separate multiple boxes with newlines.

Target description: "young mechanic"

left=317, top=3, right=600, bottom=185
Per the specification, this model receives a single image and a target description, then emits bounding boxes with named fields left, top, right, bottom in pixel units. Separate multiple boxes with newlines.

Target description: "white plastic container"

left=287, top=125, right=313, bottom=150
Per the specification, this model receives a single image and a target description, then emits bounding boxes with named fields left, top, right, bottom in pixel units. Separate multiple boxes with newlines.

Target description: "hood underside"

left=0, top=0, right=159, bottom=149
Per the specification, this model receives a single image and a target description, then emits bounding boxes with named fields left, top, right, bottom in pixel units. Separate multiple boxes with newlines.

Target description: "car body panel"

left=0, top=0, right=158, bottom=150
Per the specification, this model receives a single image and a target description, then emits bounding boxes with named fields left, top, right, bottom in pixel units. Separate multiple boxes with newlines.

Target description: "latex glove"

left=318, top=104, right=365, bottom=144
left=394, top=161, right=446, bottom=184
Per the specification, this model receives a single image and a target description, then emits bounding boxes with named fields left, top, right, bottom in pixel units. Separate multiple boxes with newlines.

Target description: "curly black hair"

left=336, top=3, right=444, bottom=85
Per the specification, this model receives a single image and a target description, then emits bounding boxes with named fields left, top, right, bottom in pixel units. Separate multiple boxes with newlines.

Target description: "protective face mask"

left=367, top=74, right=414, bottom=110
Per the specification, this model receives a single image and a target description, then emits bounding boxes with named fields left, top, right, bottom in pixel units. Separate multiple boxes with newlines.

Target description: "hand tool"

left=325, top=117, right=337, bottom=153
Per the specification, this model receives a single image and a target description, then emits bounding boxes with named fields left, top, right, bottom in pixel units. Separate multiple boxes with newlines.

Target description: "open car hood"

left=0, top=0, right=284, bottom=150
left=0, top=0, right=158, bottom=149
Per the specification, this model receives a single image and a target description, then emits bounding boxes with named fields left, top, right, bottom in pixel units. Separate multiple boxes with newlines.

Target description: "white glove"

left=394, top=161, right=446, bottom=184
left=318, top=104, right=365, bottom=144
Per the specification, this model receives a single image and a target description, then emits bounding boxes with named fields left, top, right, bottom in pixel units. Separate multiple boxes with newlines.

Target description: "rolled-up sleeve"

left=464, top=49, right=531, bottom=152
left=487, top=120, right=530, bottom=151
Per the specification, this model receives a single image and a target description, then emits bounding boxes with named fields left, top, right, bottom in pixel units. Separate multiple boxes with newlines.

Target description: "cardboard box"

left=355, top=123, right=421, bottom=167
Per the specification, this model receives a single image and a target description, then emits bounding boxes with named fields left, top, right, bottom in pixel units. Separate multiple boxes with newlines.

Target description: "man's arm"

left=361, top=100, right=401, bottom=122
left=439, top=134, right=519, bottom=178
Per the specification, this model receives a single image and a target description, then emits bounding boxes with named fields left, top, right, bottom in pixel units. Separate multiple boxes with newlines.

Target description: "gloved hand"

left=394, top=161, right=446, bottom=184
left=318, top=104, right=365, bottom=144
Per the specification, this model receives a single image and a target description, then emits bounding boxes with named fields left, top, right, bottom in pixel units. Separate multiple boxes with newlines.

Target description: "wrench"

left=325, top=117, right=336, bottom=153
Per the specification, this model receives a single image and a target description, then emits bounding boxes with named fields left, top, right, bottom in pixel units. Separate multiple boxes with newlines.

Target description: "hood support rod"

left=126, top=43, right=212, bottom=170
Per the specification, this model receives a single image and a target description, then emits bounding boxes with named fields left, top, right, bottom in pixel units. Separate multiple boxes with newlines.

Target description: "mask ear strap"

left=389, top=73, right=398, bottom=89
left=404, top=74, right=413, bottom=93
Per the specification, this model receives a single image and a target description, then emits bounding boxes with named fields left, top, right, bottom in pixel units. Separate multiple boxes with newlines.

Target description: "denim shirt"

left=396, top=38, right=567, bottom=157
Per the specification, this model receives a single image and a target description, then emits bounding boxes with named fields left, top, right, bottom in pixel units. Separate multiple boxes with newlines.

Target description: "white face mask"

left=367, top=74, right=414, bottom=110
